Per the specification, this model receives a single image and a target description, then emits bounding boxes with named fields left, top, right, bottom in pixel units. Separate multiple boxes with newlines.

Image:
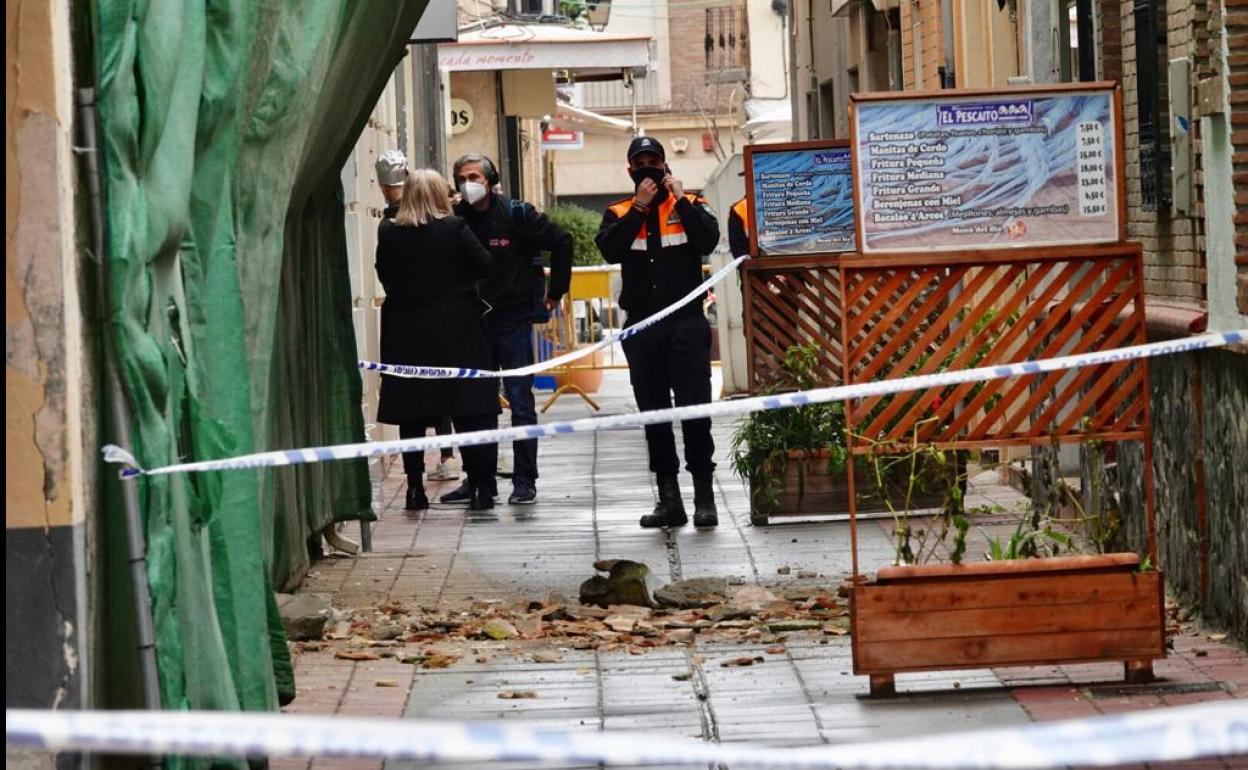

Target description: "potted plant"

left=731, top=344, right=953, bottom=525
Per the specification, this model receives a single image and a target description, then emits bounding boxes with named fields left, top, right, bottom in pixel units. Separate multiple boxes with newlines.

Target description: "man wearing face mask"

left=444, top=153, right=573, bottom=507
left=595, top=136, right=721, bottom=529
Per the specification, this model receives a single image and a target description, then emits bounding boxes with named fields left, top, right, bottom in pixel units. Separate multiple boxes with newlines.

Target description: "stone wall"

left=1117, top=348, right=1248, bottom=643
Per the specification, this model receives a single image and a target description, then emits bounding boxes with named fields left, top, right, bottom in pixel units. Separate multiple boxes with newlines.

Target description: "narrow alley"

left=278, top=372, right=1248, bottom=770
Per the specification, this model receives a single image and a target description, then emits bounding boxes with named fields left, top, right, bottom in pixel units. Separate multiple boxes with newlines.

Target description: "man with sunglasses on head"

left=595, top=136, right=721, bottom=529
left=442, top=153, right=573, bottom=507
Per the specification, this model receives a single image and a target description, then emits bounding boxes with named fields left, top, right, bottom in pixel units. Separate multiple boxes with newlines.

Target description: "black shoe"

left=640, top=474, right=687, bottom=528
left=405, top=486, right=430, bottom=512
left=469, top=484, right=495, bottom=511
left=439, top=482, right=471, bottom=505
left=509, top=478, right=537, bottom=505
left=693, top=476, right=718, bottom=528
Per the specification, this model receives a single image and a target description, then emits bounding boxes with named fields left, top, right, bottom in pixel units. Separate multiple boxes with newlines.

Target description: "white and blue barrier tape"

left=7, top=701, right=1247, bottom=766
left=103, top=329, right=1246, bottom=479
left=357, top=255, right=748, bottom=379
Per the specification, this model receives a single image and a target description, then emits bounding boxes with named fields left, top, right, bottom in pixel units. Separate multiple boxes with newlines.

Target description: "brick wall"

left=899, top=0, right=944, bottom=90
left=1100, top=0, right=1123, bottom=83
left=1118, top=0, right=1208, bottom=304
left=1229, top=0, right=1248, bottom=313
left=666, top=0, right=746, bottom=116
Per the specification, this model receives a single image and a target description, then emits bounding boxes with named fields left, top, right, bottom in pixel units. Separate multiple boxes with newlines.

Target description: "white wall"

left=594, top=0, right=672, bottom=105
left=343, top=60, right=413, bottom=444
left=748, top=0, right=790, bottom=103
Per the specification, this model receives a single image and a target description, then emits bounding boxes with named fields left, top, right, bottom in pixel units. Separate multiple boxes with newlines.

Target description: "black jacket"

left=374, top=216, right=499, bottom=422
left=728, top=198, right=750, bottom=259
left=454, top=195, right=573, bottom=320
left=595, top=191, right=719, bottom=321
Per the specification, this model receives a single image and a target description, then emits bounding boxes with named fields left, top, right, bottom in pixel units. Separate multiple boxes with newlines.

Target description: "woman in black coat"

left=376, top=168, right=499, bottom=512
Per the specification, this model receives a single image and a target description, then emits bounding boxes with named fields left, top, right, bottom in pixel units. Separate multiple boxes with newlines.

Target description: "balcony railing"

left=705, top=5, right=749, bottom=83
left=577, top=75, right=662, bottom=113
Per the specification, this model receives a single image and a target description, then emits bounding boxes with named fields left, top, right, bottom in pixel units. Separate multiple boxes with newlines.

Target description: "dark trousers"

left=400, top=415, right=497, bottom=490
left=621, top=312, right=716, bottom=478
left=488, top=315, right=539, bottom=482
left=398, top=418, right=454, bottom=477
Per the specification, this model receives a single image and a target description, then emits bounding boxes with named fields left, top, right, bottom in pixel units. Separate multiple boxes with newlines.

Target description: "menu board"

left=851, top=86, right=1122, bottom=253
left=745, top=141, right=856, bottom=256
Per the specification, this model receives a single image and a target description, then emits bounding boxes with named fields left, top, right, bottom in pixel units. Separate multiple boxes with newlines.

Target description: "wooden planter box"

left=749, top=449, right=953, bottom=525
left=851, top=553, right=1166, bottom=696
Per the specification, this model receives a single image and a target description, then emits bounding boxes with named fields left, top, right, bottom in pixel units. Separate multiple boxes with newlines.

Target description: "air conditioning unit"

left=671, top=137, right=690, bottom=153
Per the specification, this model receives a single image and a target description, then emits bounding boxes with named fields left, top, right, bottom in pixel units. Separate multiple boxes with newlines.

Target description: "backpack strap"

left=509, top=199, right=529, bottom=234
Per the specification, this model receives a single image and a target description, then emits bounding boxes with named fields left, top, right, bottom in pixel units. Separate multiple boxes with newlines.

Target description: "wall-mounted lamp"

left=586, top=0, right=612, bottom=31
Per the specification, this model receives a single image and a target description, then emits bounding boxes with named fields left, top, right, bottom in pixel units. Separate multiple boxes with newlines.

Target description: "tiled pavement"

left=280, top=371, right=1247, bottom=770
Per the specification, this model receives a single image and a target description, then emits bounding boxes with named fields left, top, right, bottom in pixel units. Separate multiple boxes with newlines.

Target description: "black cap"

left=627, top=135, right=665, bottom=161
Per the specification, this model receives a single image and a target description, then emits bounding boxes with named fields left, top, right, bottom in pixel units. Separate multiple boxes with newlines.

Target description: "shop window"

left=1059, top=0, right=1098, bottom=82
left=1133, top=0, right=1170, bottom=212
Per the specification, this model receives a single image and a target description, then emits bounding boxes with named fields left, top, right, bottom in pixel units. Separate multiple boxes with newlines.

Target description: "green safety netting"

left=94, top=0, right=426, bottom=760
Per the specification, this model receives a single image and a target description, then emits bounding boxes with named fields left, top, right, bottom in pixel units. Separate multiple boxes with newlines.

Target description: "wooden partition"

left=740, top=254, right=844, bottom=391
left=837, top=242, right=1164, bottom=694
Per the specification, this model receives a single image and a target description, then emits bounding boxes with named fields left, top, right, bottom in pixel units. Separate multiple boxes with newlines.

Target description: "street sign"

left=850, top=83, right=1124, bottom=253
left=541, top=127, right=584, bottom=151
left=743, top=140, right=856, bottom=256
left=449, top=98, right=474, bottom=136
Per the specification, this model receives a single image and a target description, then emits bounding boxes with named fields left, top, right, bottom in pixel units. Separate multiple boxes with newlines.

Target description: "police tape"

left=6, top=701, right=1247, bottom=766
left=103, top=329, right=1247, bottom=479
left=357, top=255, right=749, bottom=379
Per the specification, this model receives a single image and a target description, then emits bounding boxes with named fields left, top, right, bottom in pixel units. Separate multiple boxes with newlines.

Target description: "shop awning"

left=439, top=24, right=651, bottom=81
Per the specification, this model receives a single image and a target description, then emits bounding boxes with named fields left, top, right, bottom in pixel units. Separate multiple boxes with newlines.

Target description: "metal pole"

left=75, top=88, right=164, bottom=746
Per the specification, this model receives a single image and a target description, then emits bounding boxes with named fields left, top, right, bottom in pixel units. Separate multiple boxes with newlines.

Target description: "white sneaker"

left=427, top=458, right=460, bottom=481
left=496, top=450, right=514, bottom=479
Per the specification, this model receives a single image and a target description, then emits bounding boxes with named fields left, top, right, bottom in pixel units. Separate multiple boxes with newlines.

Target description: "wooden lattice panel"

left=741, top=255, right=843, bottom=391
left=840, top=244, right=1148, bottom=451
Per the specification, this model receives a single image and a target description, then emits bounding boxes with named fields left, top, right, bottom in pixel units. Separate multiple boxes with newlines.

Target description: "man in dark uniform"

left=728, top=195, right=751, bottom=259
left=440, top=153, right=573, bottom=506
left=595, top=136, right=721, bottom=528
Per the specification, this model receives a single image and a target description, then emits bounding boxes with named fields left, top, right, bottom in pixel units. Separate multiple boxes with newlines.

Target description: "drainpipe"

left=75, top=87, right=164, bottom=742
left=939, top=0, right=955, bottom=87
left=911, top=0, right=923, bottom=88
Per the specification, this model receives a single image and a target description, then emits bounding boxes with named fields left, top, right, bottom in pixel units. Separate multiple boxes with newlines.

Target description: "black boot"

left=469, top=477, right=495, bottom=512
left=640, top=474, right=687, bottom=528
left=405, top=476, right=429, bottom=511
left=692, top=475, right=718, bottom=528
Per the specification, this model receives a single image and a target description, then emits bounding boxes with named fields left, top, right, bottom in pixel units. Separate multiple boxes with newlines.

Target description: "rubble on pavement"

left=289, top=567, right=854, bottom=669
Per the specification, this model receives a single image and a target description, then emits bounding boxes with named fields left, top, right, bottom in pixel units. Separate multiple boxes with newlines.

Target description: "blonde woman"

left=375, top=169, right=499, bottom=512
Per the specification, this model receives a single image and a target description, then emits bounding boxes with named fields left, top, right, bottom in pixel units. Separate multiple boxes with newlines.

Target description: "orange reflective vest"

left=607, top=192, right=705, bottom=252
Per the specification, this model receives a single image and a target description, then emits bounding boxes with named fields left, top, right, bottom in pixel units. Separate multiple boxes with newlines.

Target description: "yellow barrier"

left=531, top=264, right=719, bottom=412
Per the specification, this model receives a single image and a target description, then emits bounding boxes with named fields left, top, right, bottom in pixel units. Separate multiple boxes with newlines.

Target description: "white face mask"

left=459, top=181, right=487, bottom=205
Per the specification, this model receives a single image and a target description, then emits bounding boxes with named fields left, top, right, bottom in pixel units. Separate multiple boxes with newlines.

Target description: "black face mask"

left=630, top=166, right=668, bottom=202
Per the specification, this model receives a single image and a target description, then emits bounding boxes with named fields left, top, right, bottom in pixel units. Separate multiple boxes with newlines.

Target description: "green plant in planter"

left=730, top=344, right=848, bottom=515
left=854, top=422, right=971, bottom=566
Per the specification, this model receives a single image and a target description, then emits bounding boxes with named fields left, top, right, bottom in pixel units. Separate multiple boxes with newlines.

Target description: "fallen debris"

left=654, top=577, right=729, bottom=609
left=296, top=566, right=853, bottom=672
left=721, top=656, right=765, bottom=668
left=277, top=593, right=334, bottom=641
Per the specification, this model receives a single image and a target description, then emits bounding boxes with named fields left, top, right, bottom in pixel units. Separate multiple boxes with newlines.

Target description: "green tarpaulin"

left=93, top=1, right=426, bottom=762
